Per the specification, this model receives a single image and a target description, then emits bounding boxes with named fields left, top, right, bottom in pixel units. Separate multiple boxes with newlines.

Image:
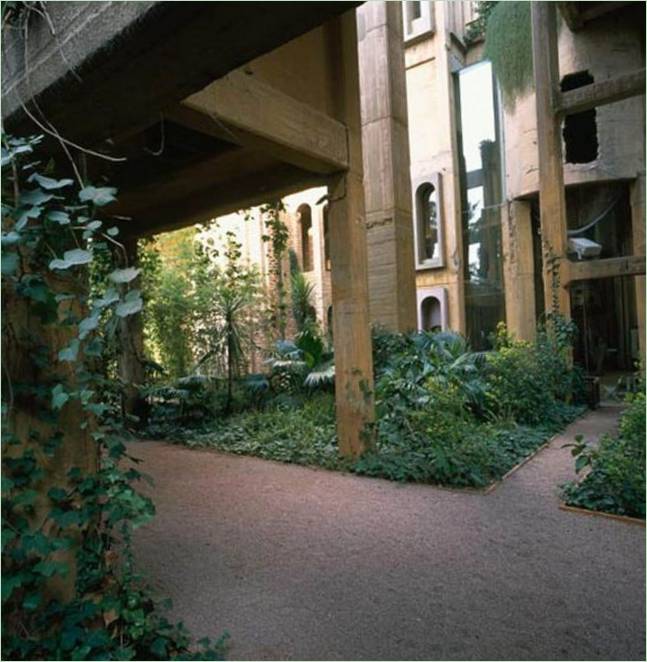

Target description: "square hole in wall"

left=561, top=71, right=598, bottom=164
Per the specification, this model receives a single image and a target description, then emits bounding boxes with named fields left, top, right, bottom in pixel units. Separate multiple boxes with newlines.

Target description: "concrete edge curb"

left=558, top=502, right=646, bottom=526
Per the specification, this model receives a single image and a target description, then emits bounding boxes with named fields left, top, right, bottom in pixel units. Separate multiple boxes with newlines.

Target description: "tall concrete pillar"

left=117, top=236, right=148, bottom=424
left=502, top=200, right=537, bottom=341
left=357, top=1, right=417, bottom=332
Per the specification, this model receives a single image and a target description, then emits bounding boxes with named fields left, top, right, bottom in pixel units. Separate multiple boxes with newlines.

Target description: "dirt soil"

left=131, top=407, right=645, bottom=660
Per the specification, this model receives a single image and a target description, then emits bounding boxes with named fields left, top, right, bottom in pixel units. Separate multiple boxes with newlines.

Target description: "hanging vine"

left=482, top=1, right=534, bottom=110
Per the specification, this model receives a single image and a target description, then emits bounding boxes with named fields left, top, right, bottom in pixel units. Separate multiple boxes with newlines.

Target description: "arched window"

left=416, top=287, right=447, bottom=332
left=418, top=183, right=438, bottom=261
left=413, top=173, right=443, bottom=269
left=298, top=204, right=313, bottom=272
left=323, top=204, right=331, bottom=271
left=421, top=296, right=442, bottom=332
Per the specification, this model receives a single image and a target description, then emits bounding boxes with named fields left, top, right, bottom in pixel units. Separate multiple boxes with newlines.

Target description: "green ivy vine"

left=1, top=134, right=227, bottom=660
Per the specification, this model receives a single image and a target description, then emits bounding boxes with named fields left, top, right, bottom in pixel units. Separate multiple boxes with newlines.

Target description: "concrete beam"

left=125, top=159, right=324, bottom=238
left=566, top=255, right=646, bottom=283
left=2, top=1, right=359, bottom=147
left=555, top=69, right=645, bottom=116
left=181, top=69, right=349, bottom=174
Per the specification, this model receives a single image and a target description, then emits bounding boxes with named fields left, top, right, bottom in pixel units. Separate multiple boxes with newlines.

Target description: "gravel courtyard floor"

left=131, top=407, right=645, bottom=660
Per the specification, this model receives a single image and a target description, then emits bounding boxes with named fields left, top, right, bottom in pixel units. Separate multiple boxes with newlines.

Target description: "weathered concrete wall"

left=358, top=1, right=417, bottom=332
left=404, top=2, right=467, bottom=333
left=504, top=11, right=645, bottom=199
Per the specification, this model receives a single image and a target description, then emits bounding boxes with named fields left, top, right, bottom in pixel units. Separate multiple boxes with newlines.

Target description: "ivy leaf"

left=116, top=291, right=143, bottom=317
left=84, top=337, right=104, bottom=357
left=23, top=592, right=41, bottom=611
left=49, top=248, right=92, bottom=270
left=46, top=210, right=71, bottom=225
left=52, top=385, right=70, bottom=410
left=51, top=509, right=82, bottom=528
left=94, top=288, right=119, bottom=308
left=1, top=231, right=21, bottom=246
left=79, top=186, right=117, bottom=207
left=1, top=252, right=19, bottom=276
left=16, top=205, right=42, bottom=229
left=85, top=220, right=102, bottom=231
left=19, top=188, right=54, bottom=206
left=48, top=487, right=69, bottom=503
left=58, top=339, right=80, bottom=362
left=13, top=489, right=38, bottom=507
left=106, top=226, right=119, bottom=237
left=2, top=574, right=23, bottom=602
left=109, top=267, right=140, bottom=284
left=33, top=560, right=68, bottom=577
left=28, top=173, right=73, bottom=190
left=0, top=147, right=11, bottom=168
left=79, top=315, right=100, bottom=339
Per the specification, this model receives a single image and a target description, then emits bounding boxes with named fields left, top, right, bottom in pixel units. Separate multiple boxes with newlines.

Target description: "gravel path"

left=131, top=407, right=645, bottom=660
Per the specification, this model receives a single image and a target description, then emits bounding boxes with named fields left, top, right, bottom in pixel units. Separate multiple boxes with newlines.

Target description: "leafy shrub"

left=562, top=385, right=645, bottom=518
left=266, top=329, right=335, bottom=393
left=485, top=320, right=583, bottom=425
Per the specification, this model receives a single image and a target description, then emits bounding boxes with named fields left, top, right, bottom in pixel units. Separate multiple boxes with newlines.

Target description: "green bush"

left=562, top=386, right=645, bottom=518
left=484, top=320, right=584, bottom=425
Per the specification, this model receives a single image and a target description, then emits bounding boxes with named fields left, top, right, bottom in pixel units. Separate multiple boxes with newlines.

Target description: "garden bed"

left=561, top=388, right=645, bottom=520
left=148, top=323, right=591, bottom=490
left=174, top=393, right=585, bottom=490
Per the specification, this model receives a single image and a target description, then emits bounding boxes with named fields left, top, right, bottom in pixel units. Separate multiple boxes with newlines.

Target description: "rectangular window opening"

left=561, top=71, right=598, bottom=164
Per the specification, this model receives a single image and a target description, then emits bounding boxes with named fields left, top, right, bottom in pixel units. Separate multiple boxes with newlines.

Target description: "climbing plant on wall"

left=482, top=1, right=533, bottom=109
left=1, top=134, right=226, bottom=659
left=259, top=201, right=290, bottom=339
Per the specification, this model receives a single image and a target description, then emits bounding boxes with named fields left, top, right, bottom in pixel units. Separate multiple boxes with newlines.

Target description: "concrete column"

left=327, top=10, right=375, bottom=457
left=117, top=236, right=148, bottom=424
left=357, top=1, right=417, bottom=332
left=531, top=2, right=571, bottom=319
left=502, top=200, right=537, bottom=341
left=631, top=173, right=645, bottom=369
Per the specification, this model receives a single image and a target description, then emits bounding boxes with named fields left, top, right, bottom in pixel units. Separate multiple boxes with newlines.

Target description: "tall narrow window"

left=561, top=71, right=598, bottom=164
left=412, top=173, right=444, bottom=269
left=403, top=1, right=434, bottom=41
left=418, top=183, right=438, bottom=262
left=323, top=204, right=331, bottom=271
left=298, top=204, right=313, bottom=272
left=457, top=60, right=505, bottom=350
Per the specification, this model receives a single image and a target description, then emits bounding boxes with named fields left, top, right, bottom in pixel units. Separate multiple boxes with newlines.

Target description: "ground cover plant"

left=157, top=320, right=586, bottom=489
left=561, top=383, right=645, bottom=519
